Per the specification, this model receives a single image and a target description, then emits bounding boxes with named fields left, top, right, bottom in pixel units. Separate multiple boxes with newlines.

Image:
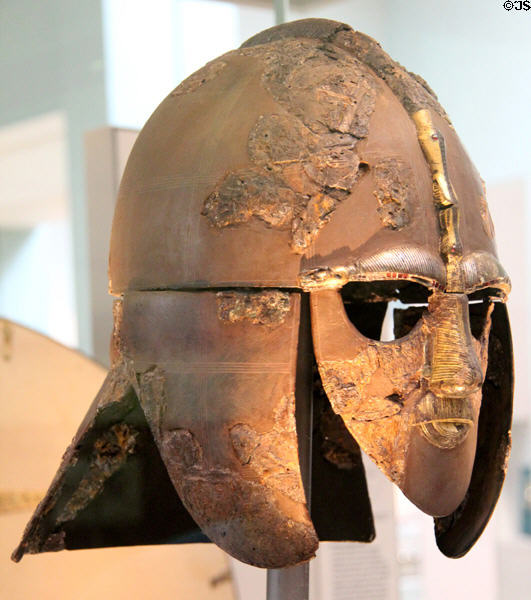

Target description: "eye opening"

left=467, top=286, right=504, bottom=302
left=467, top=287, right=500, bottom=340
left=392, top=303, right=427, bottom=340
left=340, top=283, right=502, bottom=342
left=341, top=281, right=430, bottom=341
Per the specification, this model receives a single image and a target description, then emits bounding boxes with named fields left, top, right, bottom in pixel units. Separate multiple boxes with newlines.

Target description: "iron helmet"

left=15, top=18, right=512, bottom=569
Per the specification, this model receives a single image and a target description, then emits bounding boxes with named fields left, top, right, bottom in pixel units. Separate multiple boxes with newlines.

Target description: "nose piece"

left=429, top=363, right=483, bottom=399
left=430, top=366, right=483, bottom=398
left=427, top=292, right=484, bottom=399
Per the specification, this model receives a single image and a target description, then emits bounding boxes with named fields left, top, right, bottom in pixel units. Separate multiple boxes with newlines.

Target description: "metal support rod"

left=267, top=564, right=309, bottom=600
left=266, top=293, right=312, bottom=600
left=274, top=0, right=289, bottom=25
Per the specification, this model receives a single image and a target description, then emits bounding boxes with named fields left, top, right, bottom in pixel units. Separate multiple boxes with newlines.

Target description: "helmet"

left=14, top=18, right=512, bottom=568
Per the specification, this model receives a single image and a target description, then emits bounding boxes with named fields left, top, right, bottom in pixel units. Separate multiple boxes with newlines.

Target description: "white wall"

left=0, top=0, right=107, bottom=351
left=291, top=0, right=387, bottom=41
left=102, top=0, right=274, bottom=131
left=380, top=0, right=531, bottom=186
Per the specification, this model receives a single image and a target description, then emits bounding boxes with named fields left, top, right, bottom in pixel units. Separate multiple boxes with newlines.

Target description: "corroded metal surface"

left=229, top=394, right=306, bottom=504
left=110, top=297, right=124, bottom=366
left=205, top=40, right=378, bottom=252
left=310, top=288, right=495, bottom=517
left=216, top=290, right=291, bottom=325
left=241, top=18, right=447, bottom=119
left=12, top=361, right=207, bottom=562
left=171, top=59, right=227, bottom=96
left=109, top=18, right=502, bottom=294
left=372, top=159, right=411, bottom=229
left=334, top=28, right=449, bottom=121
left=117, top=291, right=318, bottom=568
left=56, top=423, right=138, bottom=524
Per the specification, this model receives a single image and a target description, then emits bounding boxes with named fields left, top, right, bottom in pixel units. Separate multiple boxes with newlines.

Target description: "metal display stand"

left=274, top=0, right=289, bottom=25
left=266, top=292, right=311, bottom=600
left=267, top=565, right=309, bottom=600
